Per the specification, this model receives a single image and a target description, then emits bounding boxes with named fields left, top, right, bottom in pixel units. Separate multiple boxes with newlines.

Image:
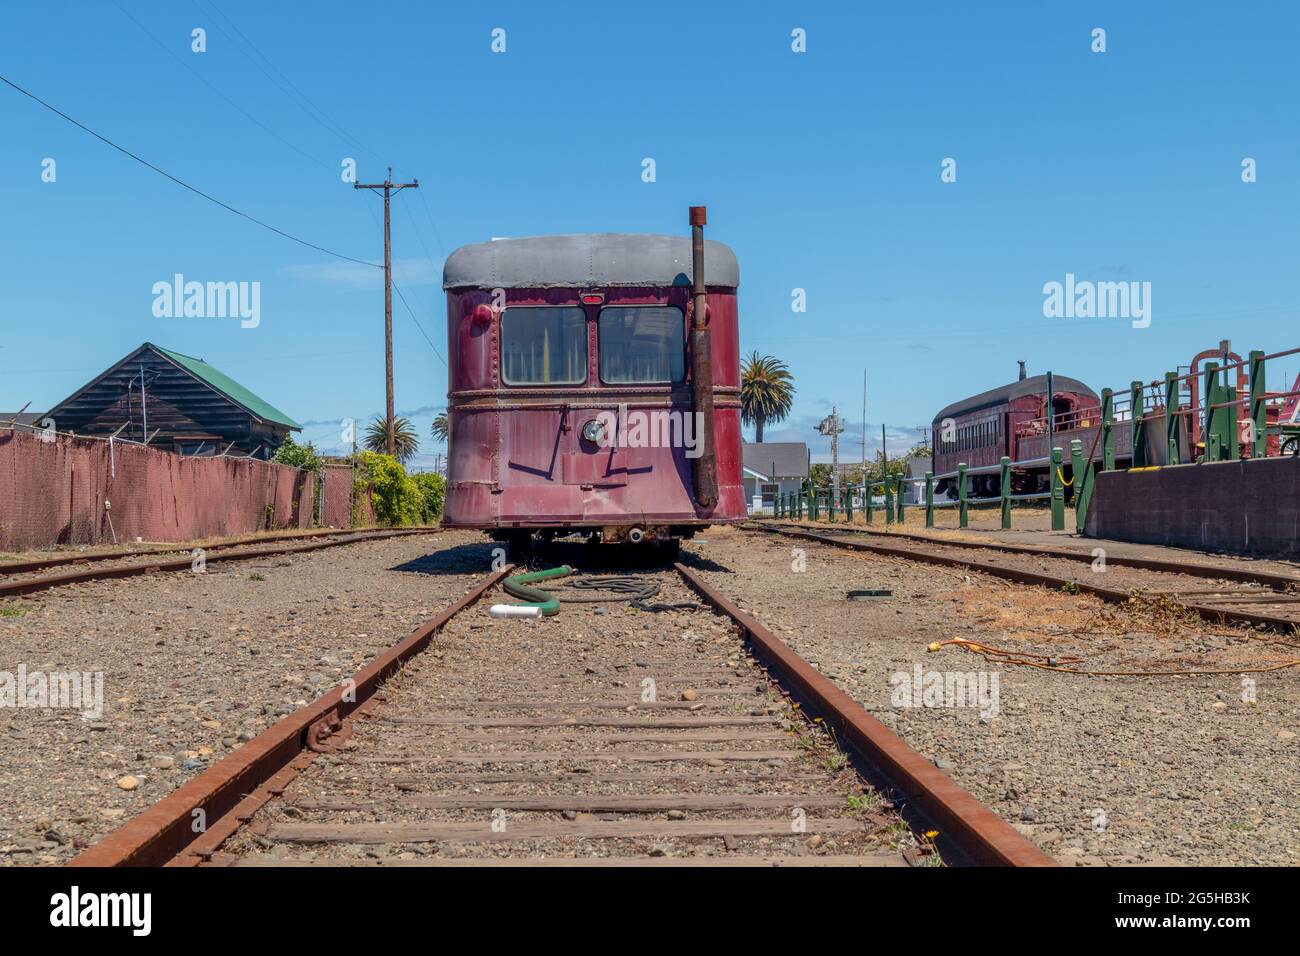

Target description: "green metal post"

left=1050, top=446, right=1065, bottom=531
left=884, top=478, right=894, bottom=525
left=1072, top=438, right=1093, bottom=535
left=925, top=472, right=934, bottom=528
left=1101, top=387, right=1115, bottom=471
left=999, top=455, right=1011, bottom=529
left=1249, top=350, right=1266, bottom=459
left=1130, top=381, right=1147, bottom=467
left=1046, top=371, right=1055, bottom=448
left=828, top=486, right=836, bottom=522
left=896, top=475, right=905, bottom=524
left=1164, top=371, right=1179, bottom=465
left=957, top=463, right=968, bottom=528
left=1070, top=439, right=1085, bottom=508
left=864, top=483, right=873, bottom=524
left=1204, top=362, right=1222, bottom=461
left=1227, top=385, right=1240, bottom=460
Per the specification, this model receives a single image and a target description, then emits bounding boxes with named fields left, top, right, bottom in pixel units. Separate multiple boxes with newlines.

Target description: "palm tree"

left=740, top=352, right=795, bottom=442
left=431, top=411, right=450, bottom=475
left=364, top=416, right=420, bottom=464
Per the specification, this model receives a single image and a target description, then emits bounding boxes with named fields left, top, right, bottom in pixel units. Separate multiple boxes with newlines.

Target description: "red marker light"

left=580, top=292, right=605, bottom=305
left=471, top=304, right=494, bottom=325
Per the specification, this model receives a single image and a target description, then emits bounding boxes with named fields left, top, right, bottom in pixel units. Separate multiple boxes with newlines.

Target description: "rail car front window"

left=500, top=306, right=588, bottom=385
left=598, top=306, right=685, bottom=384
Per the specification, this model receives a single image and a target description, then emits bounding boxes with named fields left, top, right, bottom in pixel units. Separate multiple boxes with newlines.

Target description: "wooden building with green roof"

left=44, top=342, right=301, bottom=459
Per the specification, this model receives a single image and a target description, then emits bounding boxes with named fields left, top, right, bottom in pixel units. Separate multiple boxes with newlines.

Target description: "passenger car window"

left=500, top=307, right=588, bottom=385
left=598, top=306, right=685, bottom=384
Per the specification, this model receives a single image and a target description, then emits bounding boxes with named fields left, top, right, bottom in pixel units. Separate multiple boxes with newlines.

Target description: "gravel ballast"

left=683, top=526, right=1300, bottom=866
left=0, top=530, right=490, bottom=865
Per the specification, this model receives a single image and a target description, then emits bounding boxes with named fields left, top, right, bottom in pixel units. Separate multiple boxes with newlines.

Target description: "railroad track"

left=70, top=561, right=1051, bottom=868
left=0, top=528, right=439, bottom=598
left=753, top=521, right=1300, bottom=633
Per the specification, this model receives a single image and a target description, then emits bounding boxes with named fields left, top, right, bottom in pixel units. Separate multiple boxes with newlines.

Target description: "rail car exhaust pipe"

left=689, top=205, right=718, bottom=510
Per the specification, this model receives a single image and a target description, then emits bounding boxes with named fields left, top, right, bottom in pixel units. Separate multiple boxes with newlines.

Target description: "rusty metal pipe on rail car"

left=689, top=205, right=718, bottom=509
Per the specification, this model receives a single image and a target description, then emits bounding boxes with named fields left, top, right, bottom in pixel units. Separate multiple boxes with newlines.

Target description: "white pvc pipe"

left=489, top=604, right=542, bottom=619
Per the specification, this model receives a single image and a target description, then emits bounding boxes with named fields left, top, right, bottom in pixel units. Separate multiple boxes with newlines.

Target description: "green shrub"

left=354, top=451, right=423, bottom=527
left=411, top=471, right=446, bottom=525
left=272, top=435, right=323, bottom=474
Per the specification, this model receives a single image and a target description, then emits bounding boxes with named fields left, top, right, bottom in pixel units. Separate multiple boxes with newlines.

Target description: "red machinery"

left=440, top=210, right=745, bottom=556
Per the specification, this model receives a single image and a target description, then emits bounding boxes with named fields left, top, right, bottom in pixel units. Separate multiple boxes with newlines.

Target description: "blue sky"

left=2, top=1, right=1298, bottom=466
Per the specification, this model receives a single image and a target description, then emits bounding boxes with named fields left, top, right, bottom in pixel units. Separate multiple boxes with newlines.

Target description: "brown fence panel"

left=319, top=464, right=357, bottom=529
left=0, top=430, right=318, bottom=552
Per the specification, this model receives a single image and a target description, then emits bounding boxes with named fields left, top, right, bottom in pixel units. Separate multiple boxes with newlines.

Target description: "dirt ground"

left=0, top=530, right=485, bottom=865
left=683, top=526, right=1300, bottom=866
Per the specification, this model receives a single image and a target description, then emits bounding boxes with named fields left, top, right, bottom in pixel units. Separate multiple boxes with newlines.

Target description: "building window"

left=760, top=482, right=779, bottom=504
left=598, top=306, right=685, bottom=384
left=500, top=306, right=588, bottom=385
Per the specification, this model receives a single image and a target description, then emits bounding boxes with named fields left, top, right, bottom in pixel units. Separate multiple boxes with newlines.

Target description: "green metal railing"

left=768, top=344, right=1300, bottom=533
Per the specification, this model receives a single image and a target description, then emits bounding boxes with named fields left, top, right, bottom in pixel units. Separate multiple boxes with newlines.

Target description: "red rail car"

left=441, top=217, right=745, bottom=556
left=930, top=369, right=1099, bottom=496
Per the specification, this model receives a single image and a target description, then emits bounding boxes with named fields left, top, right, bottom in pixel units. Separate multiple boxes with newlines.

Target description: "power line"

left=109, top=0, right=336, bottom=176
left=392, top=278, right=447, bottom=367
left=180, top=0, right=450, bottom=376
left=0, top=72, right=379, bottom=268
left=192, top=0, right=385, bottom=167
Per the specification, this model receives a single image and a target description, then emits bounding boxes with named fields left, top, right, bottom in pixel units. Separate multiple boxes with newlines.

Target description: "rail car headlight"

left=582, top=419, right=607, bottom=444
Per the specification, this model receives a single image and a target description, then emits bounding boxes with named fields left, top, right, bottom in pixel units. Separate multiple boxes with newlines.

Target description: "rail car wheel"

left=654, top=539, right=681, bottom=562
left=501, top=531, right=534, bottom=560
left=1284, top=434, right=1300, bottom=457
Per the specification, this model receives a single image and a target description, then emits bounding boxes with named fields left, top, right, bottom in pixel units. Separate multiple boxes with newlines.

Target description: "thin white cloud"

left=280, top=257, right=442, bottom=289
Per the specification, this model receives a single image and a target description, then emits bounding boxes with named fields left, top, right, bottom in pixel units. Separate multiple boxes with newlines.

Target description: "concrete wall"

left=1085, top=456, right=1300, bottom=555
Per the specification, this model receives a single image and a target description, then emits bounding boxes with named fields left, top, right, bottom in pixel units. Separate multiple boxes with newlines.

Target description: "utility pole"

left=860, top=370, right=867, bottom=471
left=355, top=166, right=419, bottom=455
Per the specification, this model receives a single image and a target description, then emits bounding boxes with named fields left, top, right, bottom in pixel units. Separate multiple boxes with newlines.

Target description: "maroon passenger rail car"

left=931, top=370, right=1099, bottom=496
left=441, top=218, right=745, bottom=555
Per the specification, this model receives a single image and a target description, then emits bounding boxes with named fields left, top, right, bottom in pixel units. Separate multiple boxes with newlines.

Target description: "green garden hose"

left=501, top=565, right=573, bottom=616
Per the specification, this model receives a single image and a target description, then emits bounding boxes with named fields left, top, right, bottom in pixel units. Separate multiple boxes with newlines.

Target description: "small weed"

left=845, top=793, right=880, bottom=813
left=821, top=752, right=847, bottom=772
left=249, top=573, right=266, bottom=582
left=0, top=604, right=30, bottom=618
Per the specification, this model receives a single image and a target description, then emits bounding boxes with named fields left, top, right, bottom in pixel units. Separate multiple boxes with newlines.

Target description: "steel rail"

left=0, top=526, right=428, bottom=576
left=755, top=525, right=1300, bottom=633
left=72, top=559, right=1055, bottom=868
left=674, top=563, right=1055, bottom=867
left=69, top=566, right=512, bottom=867
left=0, top=528, right=440, bottom=598
left=762, top=520, right=1300, bottom=591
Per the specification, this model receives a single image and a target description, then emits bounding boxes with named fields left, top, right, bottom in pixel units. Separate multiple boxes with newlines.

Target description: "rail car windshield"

left=500, top=306, right=588, bottom=385
left=598, top=305, right=685, bottom=384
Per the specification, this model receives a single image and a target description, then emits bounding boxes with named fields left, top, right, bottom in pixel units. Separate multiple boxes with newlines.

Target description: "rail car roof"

left=932, top=374, right=1097, bottom=423
left=442, top=233, right=740, bottom=290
